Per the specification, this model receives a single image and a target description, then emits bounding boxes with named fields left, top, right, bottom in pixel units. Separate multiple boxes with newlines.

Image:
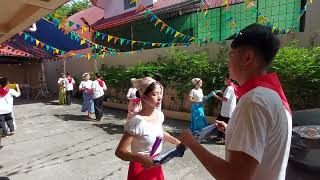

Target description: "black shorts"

left=0, top=113, right=13, bottom=121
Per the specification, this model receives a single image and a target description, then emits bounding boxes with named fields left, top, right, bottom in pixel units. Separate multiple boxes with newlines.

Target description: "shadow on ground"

left=53, top=114, right=90, bottom=121
left=92, top=123, right=124, bottom=135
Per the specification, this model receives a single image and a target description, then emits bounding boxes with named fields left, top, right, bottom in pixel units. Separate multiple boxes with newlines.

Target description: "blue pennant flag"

left=76, top=24, right=81, bottom=29
left=150, top=15, right=157, bottom=22
left=102, top=34, right=107, bottom=40
left=30, top=37, right=35, bottom=43
left=126, top=40, right=131, bottom=46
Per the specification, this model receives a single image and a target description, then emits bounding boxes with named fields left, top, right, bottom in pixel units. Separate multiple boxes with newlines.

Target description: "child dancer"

left=189, top=78, right=208, bottom=133
left=0, top=77, right=20, bottom=137
left=116, top=77, right=180, bottom=180
left=79, top=73, right=94, bottom=119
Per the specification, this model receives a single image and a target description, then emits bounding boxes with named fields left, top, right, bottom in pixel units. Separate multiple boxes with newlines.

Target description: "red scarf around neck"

left=237, top=73, right=291, bottom=113
left=97, top=79, right=104, bottom=87
left=0, top=87, right=9, bottom=97
left=67, top=76, right=72, bottom=83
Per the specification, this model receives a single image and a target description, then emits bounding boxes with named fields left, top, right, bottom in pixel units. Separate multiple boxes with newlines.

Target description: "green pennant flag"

left=95, top=32, right=101, bottom=39
left=120, top=38, right=125, bottom=45
left=166, top=27, right=171, bottom=34
left=61, top=51, right=65, bottom=55
left=68, top=21, right=75, bottom=28
left=250, top=7, right=258, bottom=14
left=144, top=9, right=152, bottom=18
left=45, top=45, right=50, bottom=51
left=95, top=53, right=99, bottom=59
left=161, top=44, right=166, bottom=47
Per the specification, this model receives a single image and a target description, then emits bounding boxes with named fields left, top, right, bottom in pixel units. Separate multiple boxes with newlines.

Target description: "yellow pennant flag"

left=107, top=35, right=114, bottom=42
left=70, top=53, right=75, bottom=57
left=174, top=31, right=180, bottom=38
left=95, top=44, right=98, bottom=49
left=155, top=19, right=162, bottom=26
left=55, top=49, right=60, bottom=54
left=131, top=41, right=137, bottom=45
left=101, top=52, right=105, bottom=58
left=81, top=26, right=88, bottom=34
left=53, top=13, right=60, bottom=19
left=258, top=16, right=267, bottom=24
left=152, top=43, right=156, bottom=47
left=35, top=39, right=40, bottom=46
left=80, top=38, right=86, bottom=45
left=130, top=0, right=139, bottom=4
left=87, top=53, right=91, bottom=60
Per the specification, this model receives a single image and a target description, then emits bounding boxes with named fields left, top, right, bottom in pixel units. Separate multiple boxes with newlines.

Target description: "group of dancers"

left=115, top=24, right=293, bottom=180
left=58, top=72, right=107, bottom=121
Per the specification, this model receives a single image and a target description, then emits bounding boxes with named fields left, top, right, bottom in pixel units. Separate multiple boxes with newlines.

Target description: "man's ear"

left=241, top=48, right=256, bottom=67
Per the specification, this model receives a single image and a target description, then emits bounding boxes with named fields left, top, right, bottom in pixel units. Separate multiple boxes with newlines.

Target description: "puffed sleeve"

left=124, top=116, right=143, bottom=136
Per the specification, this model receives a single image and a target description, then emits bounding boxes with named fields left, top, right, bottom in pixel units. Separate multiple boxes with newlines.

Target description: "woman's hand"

left=215, top=120, right=228, bottom=133
left=139, top=155, right=155, bottom=169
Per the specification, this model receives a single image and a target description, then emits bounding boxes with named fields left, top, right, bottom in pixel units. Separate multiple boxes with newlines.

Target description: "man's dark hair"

left=66, top=72, right=70, bottom=76
left=231, top=23, right=280, bottom=66
left=225, top=73, right=230, bottom=79
left=0, top=77, right=8, bottom=88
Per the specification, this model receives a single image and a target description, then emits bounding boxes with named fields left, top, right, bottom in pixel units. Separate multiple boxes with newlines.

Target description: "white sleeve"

left=10, top=89, right=21, bottom=97
left=92, top=81, right=96, bottom=89
left=79, top=82, right=83, bottom=89
left=72, top=79, right=75, bottom=84
left=189, top=89, right=194, bottom=97
left=223, top=86, right=234, bottom=100
left=103, top=82, right=107, bottom=90
left=227, top=100, right=272, bottom=163
left=126, top=89, right=131, bottom=99
left=124, top=117, right=143, bottom=136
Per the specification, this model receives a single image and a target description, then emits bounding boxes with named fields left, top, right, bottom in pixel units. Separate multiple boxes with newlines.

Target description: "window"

left=124, top=0, right=136, bottom=10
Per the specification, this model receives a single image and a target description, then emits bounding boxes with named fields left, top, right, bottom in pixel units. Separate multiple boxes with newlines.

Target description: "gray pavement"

left=0, top=99, right=223, bottom=180
left=0, top=99, right=318, bottom=180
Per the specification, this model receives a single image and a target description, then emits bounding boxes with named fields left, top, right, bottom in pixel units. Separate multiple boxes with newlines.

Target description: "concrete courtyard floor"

left=0, top=99, right=318, bottom=180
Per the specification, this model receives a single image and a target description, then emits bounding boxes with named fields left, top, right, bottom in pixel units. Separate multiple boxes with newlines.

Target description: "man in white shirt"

left=64, top=72, right=75, bottom=105
left=211, top=74, right=237, bottom=142
left=0, top=77, right=21, bottom=136
left=179, top=24, right=292, bottom=180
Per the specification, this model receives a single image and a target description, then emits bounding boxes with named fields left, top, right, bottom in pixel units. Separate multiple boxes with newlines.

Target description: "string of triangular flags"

left=225, top=0, right=313, bottom=35
left=45, top=15, right=119, bottom=54
left=47, top=13, right=196, bottom=51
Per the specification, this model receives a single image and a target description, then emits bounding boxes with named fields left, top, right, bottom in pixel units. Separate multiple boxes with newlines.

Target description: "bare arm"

left=115, top=133, right=154, bottom=168
left=180, top=130, right=258, bottom=180
left=214, top=95, right=228, bottom=102
left=15, top=84, right=21, bottom=97
left=163, top=131, right=180, bottom=145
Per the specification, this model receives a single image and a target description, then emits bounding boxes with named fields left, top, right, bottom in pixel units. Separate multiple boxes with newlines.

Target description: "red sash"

left=237, top=73, right=291, bottom=113
left=0, top=87, right=9, bottom=97
left=67, top=76, right=72, bottom=83
left=97, top=79, right=105, bottom=88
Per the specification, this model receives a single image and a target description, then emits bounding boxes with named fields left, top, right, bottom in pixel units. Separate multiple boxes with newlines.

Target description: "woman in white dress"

left=79, top=73, right=94, bottom=119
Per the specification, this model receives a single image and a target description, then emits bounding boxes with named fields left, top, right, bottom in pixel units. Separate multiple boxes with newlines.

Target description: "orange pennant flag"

left=136, top=4, right=146, bottom=13
left=40, top=42, right=45, bottom=49
left=160, top=23, right=168, bottom=32
left=114, top=37, right=119, bottom=44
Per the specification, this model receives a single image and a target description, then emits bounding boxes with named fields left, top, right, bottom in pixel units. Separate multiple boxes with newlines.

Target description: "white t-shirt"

left=58, top=78, right=65, bottom=86
left=189, top=88, right=204, bottom=102
left=220, top=85, right=237, bottom=118
left=225, top=87, right=292, bottom=180
left=124, top=110, right=164, bottom=155
left=92, top=80, right=107, bottom=99
left=64, top=78, right=75, bottom=91
left=126, top=87, right=137, bottom=99
left=0, top=89, right=21, bottom=114
left=79, top=80, right=93, bottom=90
